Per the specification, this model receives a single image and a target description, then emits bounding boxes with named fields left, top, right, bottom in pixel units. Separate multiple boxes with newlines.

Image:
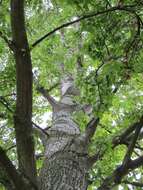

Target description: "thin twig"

left=0, top=96, right=13, bottom=113
left=6, top=145, right=16, bottom=152
left=0, top=96, right=48, bottom=137
left=32, top=122, right=49, bottom=137
left=0, top=31, right=14, bottom=51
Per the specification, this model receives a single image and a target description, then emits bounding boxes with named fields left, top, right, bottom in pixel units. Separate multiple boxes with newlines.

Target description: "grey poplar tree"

left=0, top=1, right=143, bottom=190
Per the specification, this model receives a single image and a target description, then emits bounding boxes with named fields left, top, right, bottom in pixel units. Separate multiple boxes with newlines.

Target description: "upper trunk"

left=39, top=76, right=89, bottom=190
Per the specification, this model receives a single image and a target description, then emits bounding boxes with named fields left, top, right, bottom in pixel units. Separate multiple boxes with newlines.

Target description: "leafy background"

left=0, top=0, right=143, bottom=189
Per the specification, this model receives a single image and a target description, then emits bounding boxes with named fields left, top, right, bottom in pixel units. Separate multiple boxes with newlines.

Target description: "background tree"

left=0, top=0, right=143, bottom=190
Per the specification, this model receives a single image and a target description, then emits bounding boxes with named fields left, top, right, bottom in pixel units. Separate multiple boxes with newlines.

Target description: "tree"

left=0, top=0, right=143, bottom=189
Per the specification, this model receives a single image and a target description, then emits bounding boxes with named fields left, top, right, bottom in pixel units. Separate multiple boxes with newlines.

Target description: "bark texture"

left=39, top=76, right=89, bottom=190
left=10, top=0, right=37, bottom=186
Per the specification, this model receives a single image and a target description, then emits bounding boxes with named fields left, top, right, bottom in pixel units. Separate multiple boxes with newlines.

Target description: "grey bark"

left=39, top=76, right=90, bottom=190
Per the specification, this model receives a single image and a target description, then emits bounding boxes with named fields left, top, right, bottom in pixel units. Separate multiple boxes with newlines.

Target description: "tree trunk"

left=10, top=0, right=37, bottom=186
left=39, top=76, right=89, bottom=190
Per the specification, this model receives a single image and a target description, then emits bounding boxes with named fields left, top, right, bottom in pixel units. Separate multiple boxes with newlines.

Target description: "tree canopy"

left=0, top=0, right=143, bottom=189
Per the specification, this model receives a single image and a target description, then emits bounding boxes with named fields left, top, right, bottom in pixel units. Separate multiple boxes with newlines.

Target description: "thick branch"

left=112, top=115, right=143, bottom=148
left=10, top=0, right=37, bottom=185
left=122, top=121, right=142, bottom=166
left=0, top=147, right=28, bottom=190
left=97, top=116, right=143, bottom=189
left=82, top=117, right=100, bottom=144
left=97, top=156, right=143, bottom=190
left=0, top=165, right=16, bottom=190
left=31, top=5, right=138, bottom=49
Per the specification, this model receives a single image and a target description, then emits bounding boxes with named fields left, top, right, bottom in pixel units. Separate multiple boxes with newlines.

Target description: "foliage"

left=0, top=0, right=143, bottom=189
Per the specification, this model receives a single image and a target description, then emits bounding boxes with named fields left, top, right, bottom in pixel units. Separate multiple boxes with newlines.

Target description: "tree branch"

left=0, top=146, right=29, bottom=190
left=122, top=180, right=143, bottom=187
left=32, top=121, right=49, bottom=137
left=0, top=164, right=16, bottom=190
left=122, top=120, right=142, bottom=167
left=97, top=116, right=143, bottom=189
left=33, top=72, right=59, bottom=108
left=0, top=96, right=13, bottom=113
left=112, top=115, right=143, bottom=148
left=0, top=95, right=47, bottom=140
left=11, top=0, right=37, bottom=185
left=87, top=149, right=104, bottom=169
left=31, top=5, right=138, bottom=49
left=97, top=155, right=143, bottom=190
left=32, top=122, right=49, bottom=146
left=82, top=117, right=100, bottom=144
left=0, top=31, right=14, bottom=51
left=36, top=86, right=57, bottom=108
